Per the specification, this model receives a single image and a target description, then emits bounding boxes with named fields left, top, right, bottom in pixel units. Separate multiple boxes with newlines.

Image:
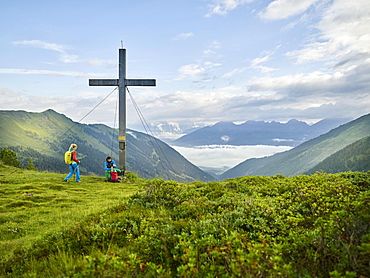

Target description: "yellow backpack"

left=64, top=150, right=73, bottom=164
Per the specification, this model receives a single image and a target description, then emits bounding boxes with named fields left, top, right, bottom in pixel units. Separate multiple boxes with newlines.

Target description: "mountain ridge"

left=305, top=135, right=370, bottom=174
left=220, top=113, right=370, bottom=179
left=0, top=109, right=214, bottom=182
left=171, top=118, right=350, bottom=147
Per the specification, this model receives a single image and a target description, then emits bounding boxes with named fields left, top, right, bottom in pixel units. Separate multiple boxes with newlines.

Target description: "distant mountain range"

left=0, top=109, right=214, bottom=183
left=130, top=121, right=207, bottom=142
left=220, top=113, right=370, bottom=179
left=2, top=109, right=368, bottom=181
left=171, top=118, right=350, bottom=147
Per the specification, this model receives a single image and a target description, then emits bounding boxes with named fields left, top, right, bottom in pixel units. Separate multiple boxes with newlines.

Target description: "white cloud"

left=205, top=0, right=255, bottom=17
left=249, top=45, right=281, bottom=72
left=86, top=58, right=105, bottom=67
left=222, top=47, right=280, bottom=79
left=0, top=87, right=120, bottom=126
left=177, top=64, right=205, bottom=79
left=59, top=53, right=79, bottom=63
left=222, top=67, right=248, bottom=78
left=172, top=145, right=292, bottom=168
left=172, top=32, right=194, bottom=40
left=126, top=87, right=286, bottom=124
left=210, top=40, right=222, bottom=49
left=12, top=40, right=70, bottom=52
left=176, top=61, right=221, bottom=80
left=282, top=13, right=308, bottom=31
left=0, top=68, right=110, bottom=78
left=251, top=55, right=271, bottom=67
left=203, top=41, right=222, bottom=57
left=246, top=57, right=370, bottom=118
left=259, top=0, right=320, bottom=20
left=286, top=0, right=370, bottom=64
left=254, top=65, right=278, bottom=73
left=11, top=40, right=114, bottom=68
left=203, top=49, right=217, bottom=56
left=12, top=40, right=79, bottom=64
left=248, top=70, right=343, bottom=93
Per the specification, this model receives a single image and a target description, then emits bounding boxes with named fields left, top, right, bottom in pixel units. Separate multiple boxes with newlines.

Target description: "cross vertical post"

left=118, top=49, right=127, bottom=173
left=89, top=48, right=156, bottom=174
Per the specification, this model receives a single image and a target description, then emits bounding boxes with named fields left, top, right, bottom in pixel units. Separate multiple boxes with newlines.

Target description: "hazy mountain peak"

left=172, top=118, right=346, bottom=147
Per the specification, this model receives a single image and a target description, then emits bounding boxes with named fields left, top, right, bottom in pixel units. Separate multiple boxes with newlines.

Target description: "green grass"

left=0, top=164, right=139, bottom=260
left=1, top=163, right=369, bottom=277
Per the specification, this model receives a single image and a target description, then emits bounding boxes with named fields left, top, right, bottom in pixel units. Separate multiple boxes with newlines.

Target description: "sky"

left=1, top=0, right=370, bottom=133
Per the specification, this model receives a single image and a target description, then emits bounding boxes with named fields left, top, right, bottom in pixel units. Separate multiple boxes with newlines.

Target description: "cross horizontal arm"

left=89, top=79, right=155, bottom=87
left=126, top=79, right=156, bottom=86
left=89, top=79, right=119, bottom=86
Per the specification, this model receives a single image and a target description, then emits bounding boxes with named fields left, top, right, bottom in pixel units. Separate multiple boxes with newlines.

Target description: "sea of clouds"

left=171, top=145, right=292, bottom=169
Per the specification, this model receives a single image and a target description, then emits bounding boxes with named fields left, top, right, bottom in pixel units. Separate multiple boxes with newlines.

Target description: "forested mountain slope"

left=0, top=109, right=214, bottom=182
left=305, top=135, right=370, bottom=174
left=220, top=113, right=370, bottom=179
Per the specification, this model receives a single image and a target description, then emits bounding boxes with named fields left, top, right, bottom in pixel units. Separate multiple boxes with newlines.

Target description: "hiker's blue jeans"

left=64, top=162, right=80, bottom=181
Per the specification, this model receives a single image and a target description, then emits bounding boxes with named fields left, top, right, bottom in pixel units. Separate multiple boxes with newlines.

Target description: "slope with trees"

left=305, top=135, right=370, bottom=174
left=0, top=109, right=214, bottom=182
left=220, top=113, right=370, bottom=179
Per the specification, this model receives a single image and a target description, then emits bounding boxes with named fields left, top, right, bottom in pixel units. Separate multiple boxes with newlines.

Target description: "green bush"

left=1, top=172, right=369, bottom=277
left=0, top=148, right=20, bottom=167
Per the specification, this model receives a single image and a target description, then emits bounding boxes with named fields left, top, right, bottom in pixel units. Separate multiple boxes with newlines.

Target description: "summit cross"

left=89, top=48, right=156, bottom=173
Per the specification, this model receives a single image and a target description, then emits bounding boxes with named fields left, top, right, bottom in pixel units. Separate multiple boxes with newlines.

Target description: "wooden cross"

left=89, top=48, right=156, bottom=173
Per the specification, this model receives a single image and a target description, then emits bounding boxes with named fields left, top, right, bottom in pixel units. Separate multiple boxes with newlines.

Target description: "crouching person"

left=104, top=156, right=122, bottom=182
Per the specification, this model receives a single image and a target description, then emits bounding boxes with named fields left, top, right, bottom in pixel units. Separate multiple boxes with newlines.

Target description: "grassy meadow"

left=0, top=163, right=369, bottom=277
left=0, top=164, right=139, bottom=260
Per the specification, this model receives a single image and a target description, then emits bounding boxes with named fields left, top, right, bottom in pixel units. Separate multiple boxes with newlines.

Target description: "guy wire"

left=126, top=87, right=176, bottom=176
left=110, top=93, right=119, bottom=157
left=37, top=87, right=119, bottom=156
